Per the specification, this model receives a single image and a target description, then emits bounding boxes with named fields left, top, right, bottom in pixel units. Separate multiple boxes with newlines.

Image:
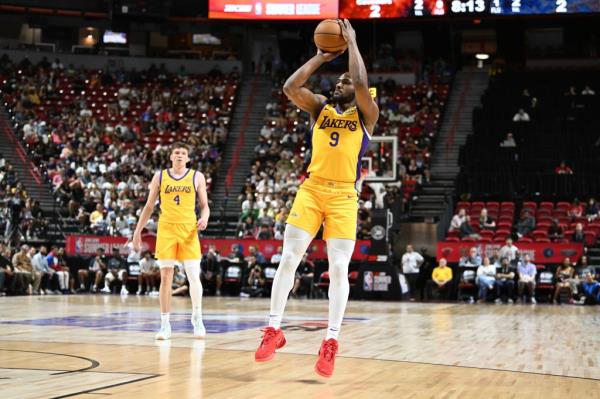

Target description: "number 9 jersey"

left=307, top=103, right=371, bottom=185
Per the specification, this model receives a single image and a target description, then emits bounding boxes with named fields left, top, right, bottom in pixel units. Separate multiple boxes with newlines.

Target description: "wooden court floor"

left=1, top=295, right=599, bottom=399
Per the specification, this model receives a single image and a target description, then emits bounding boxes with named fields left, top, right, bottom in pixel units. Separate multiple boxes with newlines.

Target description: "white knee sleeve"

left=184, top=260, right=203, bottom=313
left=268, top=224, right=314, bottom=329
left=326, top=238, right=355, bottom=340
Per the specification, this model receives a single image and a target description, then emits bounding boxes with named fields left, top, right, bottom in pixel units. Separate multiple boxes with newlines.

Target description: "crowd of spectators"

left=447, top=198, right=600, bottom=247
left=0, top=54, right=239, bottom=237
left=238, top=60, right=451, bottom=240
left=400, top=242, right=600, bottom=305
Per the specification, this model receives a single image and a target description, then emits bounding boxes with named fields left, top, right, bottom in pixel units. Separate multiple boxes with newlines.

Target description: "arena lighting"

left=475, top=53, right=490, bottom=60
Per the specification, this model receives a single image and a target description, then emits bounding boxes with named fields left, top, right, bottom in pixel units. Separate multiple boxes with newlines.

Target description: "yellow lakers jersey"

left=307, top=103, right=371, bottom=183
left=159, top=169, right=197, bottom=224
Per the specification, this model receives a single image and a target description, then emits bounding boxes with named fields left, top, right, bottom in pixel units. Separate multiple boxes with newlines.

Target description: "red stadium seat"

left=446, top=237, right=460, bottom=242
left=532, top=230, right=548, bottom=240
left=518, top=236, right=533, bottom=243
left=585, top=231, right=597, bottom=246
left=536, top=238, right=551, bottom=243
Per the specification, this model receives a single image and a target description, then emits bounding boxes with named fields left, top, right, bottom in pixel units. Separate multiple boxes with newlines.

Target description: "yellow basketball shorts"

left=287, top=176, right=359, bottom=241
left=155, top=222, right=201, bottom=261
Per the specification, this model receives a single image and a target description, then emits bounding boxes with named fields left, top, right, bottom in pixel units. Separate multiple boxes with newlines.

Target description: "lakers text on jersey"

left=156, top=169, right=201, bottom=260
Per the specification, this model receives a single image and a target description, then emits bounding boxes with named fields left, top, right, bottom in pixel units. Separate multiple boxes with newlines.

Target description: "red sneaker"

left=255, top=327, right=286, bottom=362
left=315, top=338, right=339, bottom=378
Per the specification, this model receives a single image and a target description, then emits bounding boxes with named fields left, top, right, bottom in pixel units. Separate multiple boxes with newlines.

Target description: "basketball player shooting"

left=131, top=142, right=210, bottom=340
left=254, top=19, right=379, bottom=378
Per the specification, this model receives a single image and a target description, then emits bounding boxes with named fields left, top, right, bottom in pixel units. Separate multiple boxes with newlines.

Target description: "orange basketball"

left=314, top=19, right=347, bottom=53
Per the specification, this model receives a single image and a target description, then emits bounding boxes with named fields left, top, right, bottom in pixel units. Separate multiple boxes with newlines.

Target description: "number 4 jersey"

left=307, top=103, right=371, bottom=185
left=158, top=169, right=198, bottom=224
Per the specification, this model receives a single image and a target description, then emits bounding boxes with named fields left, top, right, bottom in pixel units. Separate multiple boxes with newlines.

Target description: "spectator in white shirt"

left=476, top=257, right=496, bottom=303
left=499, top=132, right=517, bottom=148
left=499, top=238, right=519, bottom=262
left=270, top=246, right=283, bottom=265
left=582, top=85, right=595, bottom=96
left=512, top=108, right=530, bottom=122
left=450, top=208, right=467, bottom=232
left=401, top=244, right=424, bottom=301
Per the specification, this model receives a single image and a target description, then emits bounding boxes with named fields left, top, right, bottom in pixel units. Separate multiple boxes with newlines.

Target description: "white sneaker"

left=155, top=323, right=172, bottom=340
left=120, top=287, right=129, bottom=296
left=100, top=287, right=111, bottom=293
left=136, top=289, right=142, bottom=295
left=531, top=297, right=537, bottom=305
left=494, top=298, right=502, bottom=304
left=192, top=313, right=206, bottom=337
left=508, top=299, right=514, bottom=304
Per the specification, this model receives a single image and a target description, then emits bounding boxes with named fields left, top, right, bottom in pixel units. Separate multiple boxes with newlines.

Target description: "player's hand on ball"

left=317, top=48, right=344, bottom=62
left=197, top=218, right=208, bottom=231
left=340, top=19, right=356, bottom=44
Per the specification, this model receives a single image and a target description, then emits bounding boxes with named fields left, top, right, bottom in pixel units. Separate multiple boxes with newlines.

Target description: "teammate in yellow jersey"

left=255, top=19, right=379, bottom=378
left=132, top=142, right=210, bottom=340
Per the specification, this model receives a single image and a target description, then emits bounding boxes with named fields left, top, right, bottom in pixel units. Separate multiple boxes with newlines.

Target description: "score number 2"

left=556, top=0, right=567, bottom=12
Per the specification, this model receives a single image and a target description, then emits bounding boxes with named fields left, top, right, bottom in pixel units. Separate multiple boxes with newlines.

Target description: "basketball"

left=314, top=19, right=347, bottom=53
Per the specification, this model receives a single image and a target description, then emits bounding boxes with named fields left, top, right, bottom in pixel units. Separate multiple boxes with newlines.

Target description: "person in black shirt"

left=292, top=254, right=315, bottom=298
left=495, top=257, right=515, bottom=304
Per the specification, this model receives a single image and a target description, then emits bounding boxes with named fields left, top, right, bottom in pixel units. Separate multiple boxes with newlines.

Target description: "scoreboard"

left=209, top=0, right=600, bottom=19
left=448, top=0, right=600, bottom=15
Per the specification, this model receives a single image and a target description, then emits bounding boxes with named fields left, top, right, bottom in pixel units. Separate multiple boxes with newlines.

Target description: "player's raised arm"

left=132, top=171, right=161, bottom=251
left=195, top=172, right=210, bottom=231
left=283, top=49, right=343, bottom=119
left=340, top=19, right=379, bottom=130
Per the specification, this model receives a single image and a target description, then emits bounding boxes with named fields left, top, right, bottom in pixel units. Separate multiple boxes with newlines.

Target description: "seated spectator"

left=516, top=211, right=536, bottom=238
left=579, top=271, right=600, bottom=305
left=495, top=257, right=515, bottom=304
left=270, top=246, right=283, bottom=265
left=569, top=199, right=583, bottom=219
left=512, top=108, right=530, bottom=122
left=241, top=257, right=265, bottom=298
left=256, top=225, right=272, bottom=240
left=517, top=254, right=537, bottom=304
left=292, top=254, right=314, bottom=298
left=202, top=244, right=222, bottom=296
left=137, top=251, right=159, bottom=296
left=499, top=132, right=517, bottom=148
left=31, top=246, right=59, bottom=295
left=573, top=255, right=591, bottom=298
left=12, top=245, right=38, bottom=295
left=564, top=86, right=577, bottom=96
left=449, top=208, right=466, bottom=232
left=426, top=258, right=453, bottom=301
left=78, top=247, right=107, bottom=292
left=172, top=264, right=189, bottom=296
left=102, top=247, right=129, bottom=295
left=555, top=161, right=573, bottom=175
left=479, top=208, right=496, bottom=230
left=548, top=219, right=564, bottom=241
left=585, top=198, right=599, bottom=221
left=572, top=223, right=585, bottom=243
left=553, top=258, right=575, bottom=304
left=581, top=85, right=596, bottom=96
left=499, top=238, right=519, bottom=262
left=225, top=244, right=244, bottom=264
left=476, top=257, right=497, bottom=303
left=459, top=247, right=482, bottom=268
left=459, top=216, right=480, bottom=239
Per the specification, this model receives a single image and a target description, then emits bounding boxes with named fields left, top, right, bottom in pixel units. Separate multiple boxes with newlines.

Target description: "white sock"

left=325, top=238, right=354, bottom=342
left=183, top=260, right=203, bottom=317
left=161, top=313, right=170, bottom=325
left=268, top=225, right=313, bottom=329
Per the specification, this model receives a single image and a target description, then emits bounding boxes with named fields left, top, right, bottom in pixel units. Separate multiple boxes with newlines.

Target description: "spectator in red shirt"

left=569, top=199, right=584, bottom=219
left=555, top=161, right=573, bottom=175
